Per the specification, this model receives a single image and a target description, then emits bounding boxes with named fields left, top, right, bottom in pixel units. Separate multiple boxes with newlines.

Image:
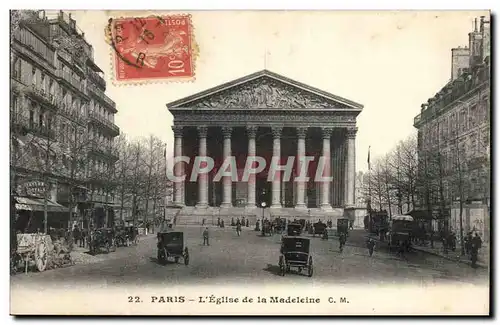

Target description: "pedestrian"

left=470, top=233, right=482, bottom=268
left=236, top=222, right=242, bottom=236
left=246, top=219, right=249, bottom=228
left=465, top=232, right=473, bottom=255
left=217, top=217, right=220, bottom=227
left=72, top=226, right=80, bottom=247
left=367, top=238, right=375, bottom=257
left=339, top=233, right=346, bottom=252
left=202, top=218, right=206, bottom=226
left=80, top=228, right=86, bottom=248
left=203, top=227, right=210, bottom=246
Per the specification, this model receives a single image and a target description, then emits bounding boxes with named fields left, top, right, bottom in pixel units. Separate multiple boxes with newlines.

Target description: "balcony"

left=88, top=140, right=119, bottom=161
left=56, top=69, right=86, bottom=94
left=12, top=117, right=56, bottom=140
left=87, top=82, right=117, bottom=112
left=25, top=86, right=58, bottom=110
left=88, top=112, right=120, bottom=136
left=88, top=69, right=106, bottom=91
left=59, top=103, right=87, bottom=125
left=413, top=114, right=421, bottom=126
left=12, top=27, right=55, bottom=65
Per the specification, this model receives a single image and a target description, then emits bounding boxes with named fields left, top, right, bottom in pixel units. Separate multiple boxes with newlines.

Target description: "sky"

left=69, top=10, right=487, bottom=172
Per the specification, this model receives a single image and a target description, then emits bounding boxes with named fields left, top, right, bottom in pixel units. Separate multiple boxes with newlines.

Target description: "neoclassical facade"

left=167, top=70, right=362, bottom=213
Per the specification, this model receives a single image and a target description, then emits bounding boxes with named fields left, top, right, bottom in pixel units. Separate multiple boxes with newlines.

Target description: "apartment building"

left=413, top=16, right=490, bottom=239
left=10, top=10, right=120, bottom=230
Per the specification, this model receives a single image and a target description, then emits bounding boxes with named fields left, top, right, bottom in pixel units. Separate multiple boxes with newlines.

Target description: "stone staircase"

left=170, top=206, right=346, bottom=225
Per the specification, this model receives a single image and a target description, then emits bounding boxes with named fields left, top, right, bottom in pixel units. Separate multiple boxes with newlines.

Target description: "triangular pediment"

left=167, top=70, right=363, bottom=110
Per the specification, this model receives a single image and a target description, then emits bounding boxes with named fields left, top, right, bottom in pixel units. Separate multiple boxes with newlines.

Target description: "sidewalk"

left=366, top=235, right=488, bottom=269
left=411, top=241, right=489, bottom=269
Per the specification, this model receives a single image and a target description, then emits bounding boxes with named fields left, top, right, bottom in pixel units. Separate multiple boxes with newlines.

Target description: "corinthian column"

left=320, top=127, right=333, bottom=210
left=270, top=126, right=283, bottom=209
left=345, top=127, right=357, bottom=207
left=220, top=126, right=233, bottom=208
left=246, top=126, right=258, bottom=208
left=196, top=126, right=208, bottom=208
left=295, top=127, right=307, bottom=210
left=172, top=126, right=185, bottom=206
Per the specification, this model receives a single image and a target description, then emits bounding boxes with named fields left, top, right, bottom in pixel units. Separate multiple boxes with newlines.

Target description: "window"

left=459, top=109, right=467, bottom=132
left=29, top=110, right=34, bottom=128
left=49, top=79, right=54, bottom=95
left=13, top=57, right=21, bottom=79
left=38, top=112, right=44, bottom=128
left=469, top=104, right=477, bottom=127
left=482, top=128, right=489, bottom=149
left=470, top=133, right=477, bottom=156
left=31, top=66, right=37, bottom=86
left=11, top=95, right=18, bottom=117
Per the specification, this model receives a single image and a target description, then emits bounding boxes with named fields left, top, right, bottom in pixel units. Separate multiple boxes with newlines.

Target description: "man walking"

left=470, top=233, right=482, bottom=268
left=366, top=238, right=376, bottom=257
left=203, top=227, right=210, bottom=246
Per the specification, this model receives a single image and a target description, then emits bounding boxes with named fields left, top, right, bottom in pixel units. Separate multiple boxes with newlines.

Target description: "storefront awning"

left=15, top=196, right=68, bottom=213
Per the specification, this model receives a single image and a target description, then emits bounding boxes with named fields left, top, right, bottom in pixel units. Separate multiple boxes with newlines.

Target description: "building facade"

left=168, top=70, right=362, bottom=219
left=413, top=16, right=490, bottom=238
left=10, top=10, right=120, bottom=231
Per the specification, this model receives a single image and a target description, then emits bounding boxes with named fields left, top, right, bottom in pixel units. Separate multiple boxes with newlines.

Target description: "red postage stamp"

left=107, top=14, right=197, bottom=83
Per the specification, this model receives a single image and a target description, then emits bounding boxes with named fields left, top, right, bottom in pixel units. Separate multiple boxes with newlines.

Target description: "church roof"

left=166, top=69, right=363, bottom=110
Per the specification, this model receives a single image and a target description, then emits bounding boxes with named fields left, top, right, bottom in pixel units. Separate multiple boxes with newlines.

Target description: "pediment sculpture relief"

left=188, top=77, right=345, bottom=109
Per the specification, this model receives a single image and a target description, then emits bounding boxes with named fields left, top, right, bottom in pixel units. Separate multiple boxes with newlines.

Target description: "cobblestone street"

left=11, top=226, right=488, bottom=291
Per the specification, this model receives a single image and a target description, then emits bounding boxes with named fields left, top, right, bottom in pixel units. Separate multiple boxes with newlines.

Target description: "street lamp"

left=261, top=202, right=266, bottom=236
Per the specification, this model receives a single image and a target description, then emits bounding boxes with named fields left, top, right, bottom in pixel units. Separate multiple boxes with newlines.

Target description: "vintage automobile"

left=313, top=221, right=327, bottom=237
left=157, top=231, right=189, bottom=265
left=287, top=223, right=302, bottom=236
left=337, top=218, right=350, bottom=237
left=387, top=215, right=414, bottom=251
left=279, top=236, right=313, bottom=277
left=89, top=228, right=117, bottom=254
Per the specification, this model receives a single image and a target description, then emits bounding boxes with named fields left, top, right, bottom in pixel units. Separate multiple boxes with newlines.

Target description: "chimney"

left=480, top=15, right=490, bottom=61
left=451, top=47, right=470, bottom=80
left=469, top=18, right=483, bottom=68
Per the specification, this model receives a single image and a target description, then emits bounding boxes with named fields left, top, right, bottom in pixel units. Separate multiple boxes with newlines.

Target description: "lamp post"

left=261, top=202, right=266, bottom=236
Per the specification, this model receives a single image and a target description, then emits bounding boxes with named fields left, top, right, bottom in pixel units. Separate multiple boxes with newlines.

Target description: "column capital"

left=222, top=126, right=233, bottom=138
left=346, top=127, right=358, bottom=139
left=321, top=127, right=334, bottom=139
left=172, top=125, right=183, bottom=137
left=246, top=126, right=258, bottom=138
left=296, top=127, right=308, bottom=139
left=271, top=126, right=283, bottom=139
left=197, top=126, right=208, bottom=138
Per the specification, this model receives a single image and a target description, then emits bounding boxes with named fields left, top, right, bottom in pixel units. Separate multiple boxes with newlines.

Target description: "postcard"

left=9, top=9, right=490, bottom=315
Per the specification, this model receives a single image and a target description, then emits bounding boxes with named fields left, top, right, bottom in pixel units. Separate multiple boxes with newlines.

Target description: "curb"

left=411, top=246, right=488, bottom=269
left=365, top=235, right=488, bottom=269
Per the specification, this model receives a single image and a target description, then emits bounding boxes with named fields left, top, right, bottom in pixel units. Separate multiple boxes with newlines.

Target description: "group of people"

left=72, top=225, right=89, bottom=248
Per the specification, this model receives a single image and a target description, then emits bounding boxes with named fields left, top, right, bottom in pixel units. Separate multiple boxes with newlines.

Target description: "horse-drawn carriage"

left=89, top=228, right=117, bottom=254
left=114, top=226, right=139, bottom=247
left=287, top=223, right=302, bottom=236
left=157, top=230, right=190, bottom=265
left=261, top=220, right=273, bottom=236
left=278, top=236, right=313, bottom=277
left=313, top=220, right=328, bottom=238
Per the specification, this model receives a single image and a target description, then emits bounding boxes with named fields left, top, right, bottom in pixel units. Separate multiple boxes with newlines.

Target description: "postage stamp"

left=106, top=14, right=197, bottom=84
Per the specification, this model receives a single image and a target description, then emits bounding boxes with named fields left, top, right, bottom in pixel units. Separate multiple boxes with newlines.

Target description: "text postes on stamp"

left=108, top=15, right=196, bottom=84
